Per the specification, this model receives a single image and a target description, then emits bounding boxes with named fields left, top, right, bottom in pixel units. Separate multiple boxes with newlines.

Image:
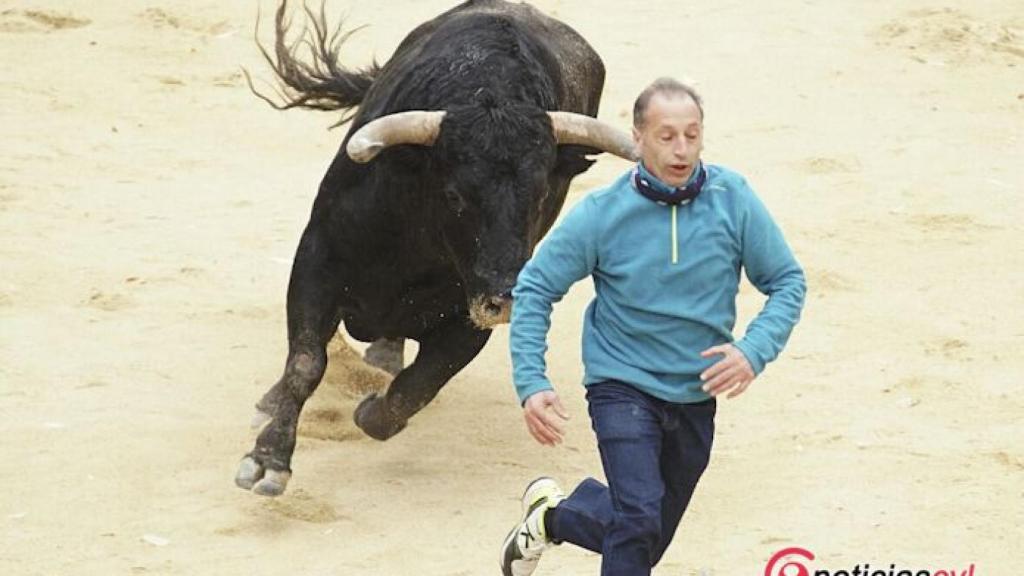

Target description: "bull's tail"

left=245, top=0, right=380, bottom=126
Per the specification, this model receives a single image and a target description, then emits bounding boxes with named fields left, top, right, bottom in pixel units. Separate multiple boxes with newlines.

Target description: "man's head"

left=632, top=78, right=704, bottom=188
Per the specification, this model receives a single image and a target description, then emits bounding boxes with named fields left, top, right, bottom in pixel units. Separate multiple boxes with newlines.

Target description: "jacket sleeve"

left=732, top=183, right=806, bottom=375
left=510, top=197, right=599, bottom=404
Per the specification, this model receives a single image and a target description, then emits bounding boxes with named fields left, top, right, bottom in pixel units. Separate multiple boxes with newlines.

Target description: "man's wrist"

left=516, top=380, right=554, bottom=406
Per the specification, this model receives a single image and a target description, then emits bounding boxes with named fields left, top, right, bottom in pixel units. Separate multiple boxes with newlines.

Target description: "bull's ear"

left=548, top=112, right=638, bottom=162
left=346, top=111, right=446, bottom=163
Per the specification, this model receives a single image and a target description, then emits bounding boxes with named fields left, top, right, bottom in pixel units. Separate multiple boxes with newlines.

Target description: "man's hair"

left=632, top=77, right=704, bottom=128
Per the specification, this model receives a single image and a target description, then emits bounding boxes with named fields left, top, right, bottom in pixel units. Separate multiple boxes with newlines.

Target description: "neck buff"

left=633, top=161, right=706, bottom=206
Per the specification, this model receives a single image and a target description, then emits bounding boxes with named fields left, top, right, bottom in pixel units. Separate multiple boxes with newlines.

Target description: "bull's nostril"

left=485, top=296, right=510, bottom=315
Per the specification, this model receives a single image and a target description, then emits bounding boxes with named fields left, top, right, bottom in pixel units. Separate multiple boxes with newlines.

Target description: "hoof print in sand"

left=83, top=290, right=134, bottom=312
left=923, top=338, right=972, bottom=361
left=138, top=8, right=231, bottom=36
left=799, top=156, right=862, bottom=175
left=0, top=10, right=90, bottom=33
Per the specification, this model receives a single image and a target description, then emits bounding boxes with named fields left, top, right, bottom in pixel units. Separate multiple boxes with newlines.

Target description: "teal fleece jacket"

left=510, top=163, right=806, bottom=404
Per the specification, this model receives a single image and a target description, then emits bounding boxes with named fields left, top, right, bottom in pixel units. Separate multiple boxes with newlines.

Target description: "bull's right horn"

left=346, top=110, right=446, bottom=163
left=548, top=112, right=638, bottom=162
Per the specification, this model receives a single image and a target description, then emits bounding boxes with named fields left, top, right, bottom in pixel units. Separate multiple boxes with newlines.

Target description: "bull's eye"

left=444, top=185, right=466, bottom=213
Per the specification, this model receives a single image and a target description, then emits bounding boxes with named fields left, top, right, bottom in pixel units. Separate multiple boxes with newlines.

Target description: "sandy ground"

left=2, top=1, right=1022, bottom=574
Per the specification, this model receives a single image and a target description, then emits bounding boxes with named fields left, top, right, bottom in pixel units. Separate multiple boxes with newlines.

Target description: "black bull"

left=236, top=0, right=636, bottom=496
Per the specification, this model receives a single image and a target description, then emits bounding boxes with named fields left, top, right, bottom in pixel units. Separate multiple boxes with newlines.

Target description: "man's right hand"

left=523, top=390, right=570, bottom=446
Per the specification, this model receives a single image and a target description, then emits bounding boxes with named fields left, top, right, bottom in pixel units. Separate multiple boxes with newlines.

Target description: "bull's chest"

left=340, top=259, right=465, bottom=340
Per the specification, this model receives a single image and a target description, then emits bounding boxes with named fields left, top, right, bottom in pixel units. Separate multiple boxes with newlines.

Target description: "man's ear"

left=632, top=126, right=642, bottom=154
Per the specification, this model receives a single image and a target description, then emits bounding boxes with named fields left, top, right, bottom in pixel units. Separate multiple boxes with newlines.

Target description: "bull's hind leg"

left=354, top=319, right=490, bottom=440
left=363, top=337, right=405, bottom=376
left=235, top=228, right=343, bottom=496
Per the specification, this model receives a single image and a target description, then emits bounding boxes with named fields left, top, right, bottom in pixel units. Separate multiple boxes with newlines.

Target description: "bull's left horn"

left=548, top=112, right=638, bottom=162
left=346, top=110, right=447, bottom=163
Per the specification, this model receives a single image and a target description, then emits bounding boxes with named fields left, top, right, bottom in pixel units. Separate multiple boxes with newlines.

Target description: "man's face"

left=633, top=93, right=704, bottom=188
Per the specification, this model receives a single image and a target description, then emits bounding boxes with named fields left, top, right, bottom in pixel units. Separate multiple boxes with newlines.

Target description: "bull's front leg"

left=235, top=226, right=343, bottom=496
left=354, top=318, right=490, bottom=440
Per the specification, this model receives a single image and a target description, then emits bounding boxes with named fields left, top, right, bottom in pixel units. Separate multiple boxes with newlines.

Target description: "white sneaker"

left=499, top=477, right=565, bottom=576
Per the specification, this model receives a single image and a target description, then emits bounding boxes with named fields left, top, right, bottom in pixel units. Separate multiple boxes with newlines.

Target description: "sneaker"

left=499, top=477, right=565, bottom=576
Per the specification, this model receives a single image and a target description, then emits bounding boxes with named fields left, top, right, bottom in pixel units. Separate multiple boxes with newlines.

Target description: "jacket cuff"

left=516, top=380, right=554, bottom=406
left=733, top=338, right=766, bottom=375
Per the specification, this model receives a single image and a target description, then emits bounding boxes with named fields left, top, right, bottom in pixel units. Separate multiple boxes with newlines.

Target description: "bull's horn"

left=346, top=110, right=446, bottom=163
left=548, top=112, right=638, bottom=162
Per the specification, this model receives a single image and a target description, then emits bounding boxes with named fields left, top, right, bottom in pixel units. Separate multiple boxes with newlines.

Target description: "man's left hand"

left=700, top=344, right=755, bottom=398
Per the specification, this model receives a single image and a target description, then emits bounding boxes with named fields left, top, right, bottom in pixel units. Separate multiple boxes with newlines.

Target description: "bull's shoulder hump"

left=453, top=0, right=549, bottom=19
left=451, top=0, right=597, bottom=52
left=389, top=0, right=533, bottom=59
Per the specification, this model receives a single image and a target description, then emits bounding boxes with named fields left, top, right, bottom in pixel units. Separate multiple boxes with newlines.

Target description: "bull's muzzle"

left=469, top=294, right=512, bottom=329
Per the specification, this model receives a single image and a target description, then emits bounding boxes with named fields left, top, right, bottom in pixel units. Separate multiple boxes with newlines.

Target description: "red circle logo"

left=764, top=547, right=816, bottom=576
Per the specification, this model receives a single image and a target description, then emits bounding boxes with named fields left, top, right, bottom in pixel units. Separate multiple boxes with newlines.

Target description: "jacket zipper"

left=671, top=204, right=678, bottom=264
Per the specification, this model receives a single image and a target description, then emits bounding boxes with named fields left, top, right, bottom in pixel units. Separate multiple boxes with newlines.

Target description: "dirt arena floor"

left=2, top=1, right=1022, bottom=574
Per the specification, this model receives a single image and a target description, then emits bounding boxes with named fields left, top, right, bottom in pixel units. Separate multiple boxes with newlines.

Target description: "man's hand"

left=522, top=390, right=570, bottom=446
left=700, top=344, right=755, bottom=398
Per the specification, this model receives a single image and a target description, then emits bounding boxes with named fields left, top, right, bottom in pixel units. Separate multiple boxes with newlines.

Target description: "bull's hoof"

left=235, top=457, right=291, bottom=496
left=354, top=394, right=407, bottom=441
left=252, top=469, right=292, bottom=497
left=234, top=456, right=264, bottom=490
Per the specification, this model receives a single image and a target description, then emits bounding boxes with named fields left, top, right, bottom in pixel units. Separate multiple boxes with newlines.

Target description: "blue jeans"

left=547, top=381, right=716, bottom=576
